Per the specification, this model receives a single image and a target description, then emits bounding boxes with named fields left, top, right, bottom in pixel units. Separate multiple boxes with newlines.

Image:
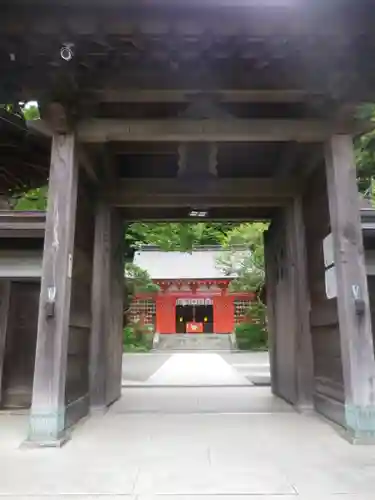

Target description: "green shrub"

left=235, top=300, right=268, bottom=351
left=123, top=322, right=153, bottom=352
left=235, top=322, right=267, bottom=350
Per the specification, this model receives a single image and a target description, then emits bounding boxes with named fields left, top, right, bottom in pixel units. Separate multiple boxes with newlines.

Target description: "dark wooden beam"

left=121, top=206, right=273, bottom=221
left=110, top=142, right=178, bottom=155
left=276, top=142, right=300, bottom=178
left=107, top=178, right=300, bottom=207
left=101, top=145, right=118, bottom=185
left=0, top=1, right=369, bottom=39
left=0, top=212, right=45, bottom=238
left=90, top=200, right=110, bottom=412
left=95, top=89, right=313, bottom=104
left=325, top=134, right=375, bottom=443
left=27, top=119, right=99, bottom=183
left=0, top=280, right=11, bottom=406
left=285, top=198, right=314, bottom=411
left=27, top=119, right=52, bottom=138
left=77, top=118, right=368, bottom=143
left=90, top=201, right=124, bottom=411
left=263, top=219, right=278, bottom=396
left=78, top=145, right=99, bottom=184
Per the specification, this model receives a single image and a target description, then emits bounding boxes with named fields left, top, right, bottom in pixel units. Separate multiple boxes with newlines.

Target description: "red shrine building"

left=128, top=246, right=254, bottom=334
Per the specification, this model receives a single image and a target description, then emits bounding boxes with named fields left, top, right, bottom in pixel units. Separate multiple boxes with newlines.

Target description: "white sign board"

left=323, top=233, right=337, bottom=299
left=325, top=266, right=337, bottom=299
left=323, top=233, right=335, bottom=268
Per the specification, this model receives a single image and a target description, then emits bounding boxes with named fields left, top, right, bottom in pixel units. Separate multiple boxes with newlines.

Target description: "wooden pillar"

left=264, top=227, right=278, bottom=396
left=90, top=201, right=124, bottom=411
left=325, top=135, right=375, bottom=443
left=285, top=198, right=314, bottom=411
left=90, top=201, right=109, bottom=411
left=27, top=132, right=79, bottom=446
left=0, top=280, right=11, bottom=405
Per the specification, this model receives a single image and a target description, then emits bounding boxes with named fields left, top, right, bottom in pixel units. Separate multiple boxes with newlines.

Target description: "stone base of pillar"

left=294, top=402, right=314, bottom=414
left=21, top=434, right=70, bottom=449
left=89, top=405, right=108, bottom=416
left=343, top=405, right=375, bottom=445
left=24, top=409, right=69, bottom=448
left=343, top=431, right=375, bottom=445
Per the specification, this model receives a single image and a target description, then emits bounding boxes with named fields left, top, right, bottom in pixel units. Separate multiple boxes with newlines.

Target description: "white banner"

left=176, top=298, right=213, bottom=306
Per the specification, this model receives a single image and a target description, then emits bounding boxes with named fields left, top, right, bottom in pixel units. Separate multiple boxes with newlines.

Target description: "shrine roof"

left=133, top=246, right=248, bottom=280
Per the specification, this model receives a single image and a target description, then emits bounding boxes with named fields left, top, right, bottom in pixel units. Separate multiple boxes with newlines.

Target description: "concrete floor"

left=0, top=352, right=375, bottom=499
left=122, top=351, right=271, bottom=386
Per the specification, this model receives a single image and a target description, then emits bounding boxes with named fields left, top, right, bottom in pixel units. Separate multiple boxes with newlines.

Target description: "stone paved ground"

left=122, top=351, right=271, bottom=386
left=0, top=352, right=375, bottom=499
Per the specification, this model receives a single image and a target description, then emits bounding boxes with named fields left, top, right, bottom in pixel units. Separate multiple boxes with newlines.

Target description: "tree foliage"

left=125, top=262, right=160, bottom=294
left=126, top=222, right=235, bottom=251
left=12, top=186, right=48, bottom=211
left=0, top=102, right=40, bottom=121
left=355, top=104, right=375, bottom=196
left=216, top=223, right=268, bottom=293
left=124, top=262, right=160, bottom=309
left=22, top=103, right=40, bottom=121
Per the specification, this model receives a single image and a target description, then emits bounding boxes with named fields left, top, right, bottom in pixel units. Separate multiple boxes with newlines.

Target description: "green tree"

left=355, top=104, right=375, bottom=196
left=124, top=262, right=160, bottom=310
left=126, top=222, right=235, bottom=251
left=22, top=103, right=40, bottom=121
left=125, top=262, right=160, bottom=296
left=216, top=223, right=268, bottom=293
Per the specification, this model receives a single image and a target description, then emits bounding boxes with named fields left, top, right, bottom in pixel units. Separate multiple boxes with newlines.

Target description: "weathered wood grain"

left=325, top=134, right=375, bottom=442
left=90, top=202, right=124, bottom=410
left=77, top=118, right=365, bottom=143
left=28, top=132, right=79, bottom=445
left=286, top=197, right=314, bottom=410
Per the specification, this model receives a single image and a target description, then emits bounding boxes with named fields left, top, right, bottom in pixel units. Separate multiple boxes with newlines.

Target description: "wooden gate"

left=265, top=213, right=297, bottom=404
left=1, top=282, right=40, bottom=408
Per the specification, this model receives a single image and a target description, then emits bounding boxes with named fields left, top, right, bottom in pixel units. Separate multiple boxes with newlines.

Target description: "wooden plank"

left=109, top=178, right=300, bottom=197
left=264, top=223, right=278, bottom=396
left=107, top=178, right=300, bottom=207
left=0, top=250, right=42, bottom=279
left=27, top=119, right=52, bottom=138
left=310, top=300, right=339, bottom=328
left=96, top=89, right=313, bottom=104
left=106, top=210, right=124, bottom=405
left=110, top=196, right=291, bottom=208
left=120, top=207, right=271, bottom=221
left=89, top=200, right=111, bottom=411
left=65, top=178, right=94, bottom=416
left=77, top=146, right=99, bottom=184
left=325, top=134, right=375, bottom=443
left=0, top=280, right=10, bottom=405
left=286, top=198, right=314, bottom=411
left=276, top=143, right=300, bottom=178
left=27, top=132, right=79, bottom=446
left=27, top=120, right=99, bottom=184
left=272, top=211, right=298, bottom=404
left=1, top=282, right=40, bottom=409
left=90, top=202, right=124, bottom=410
left=77, top=119, right=367, bottom=144
left=1, top=1, right=371, bottom=43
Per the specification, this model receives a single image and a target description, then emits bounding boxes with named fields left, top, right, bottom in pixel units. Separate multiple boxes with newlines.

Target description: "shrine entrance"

left=176, top=299, right=214, bottom=334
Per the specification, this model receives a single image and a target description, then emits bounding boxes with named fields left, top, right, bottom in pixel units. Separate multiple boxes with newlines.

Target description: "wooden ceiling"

left=0, top=0, right=373, bottom=202
left=1, top=0, right=375, bottom=107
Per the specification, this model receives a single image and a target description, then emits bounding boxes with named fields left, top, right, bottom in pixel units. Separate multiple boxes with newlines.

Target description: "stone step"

left=156, top=333, right=233, bottom=351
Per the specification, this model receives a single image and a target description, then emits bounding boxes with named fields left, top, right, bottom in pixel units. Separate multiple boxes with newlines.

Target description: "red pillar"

left=156, top=295, right=176, bottom=334
left=213, top=296, right=234, bottom=334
